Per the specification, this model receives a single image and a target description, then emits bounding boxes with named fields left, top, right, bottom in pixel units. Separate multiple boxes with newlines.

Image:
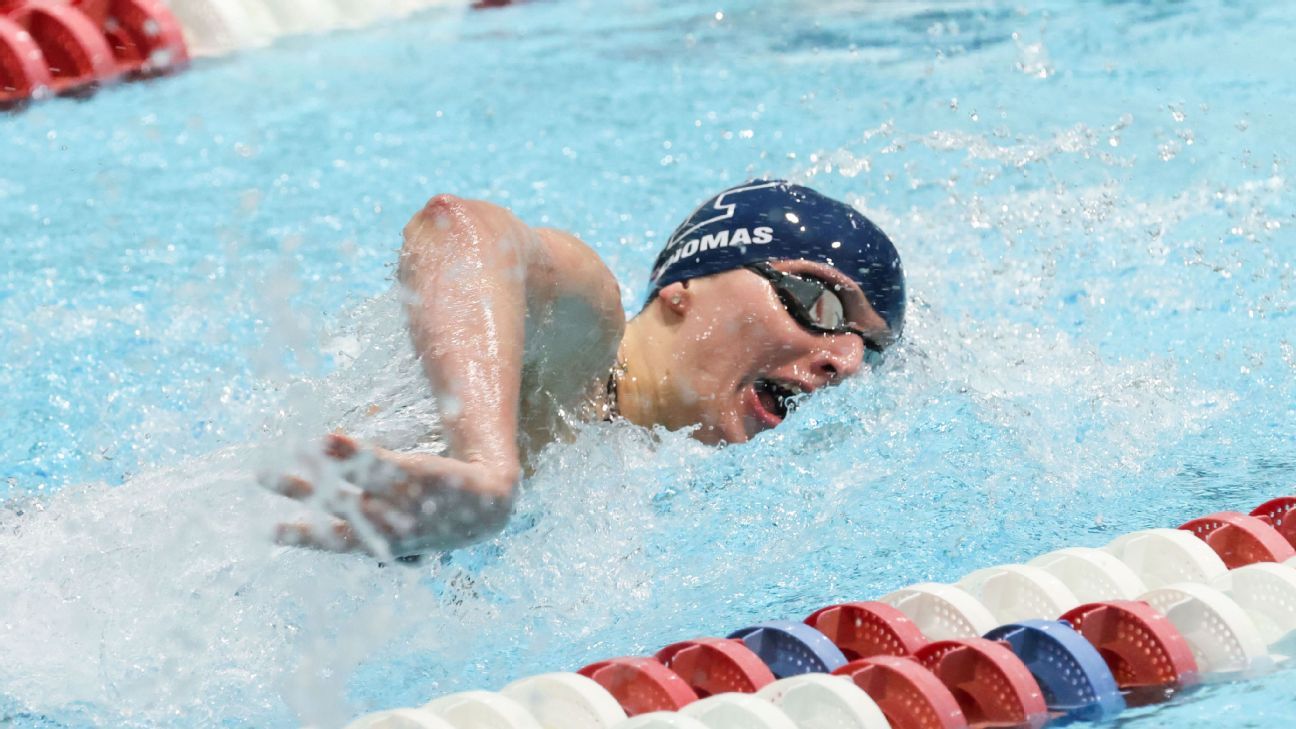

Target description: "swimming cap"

left=647, top=180, right=906, bottom=337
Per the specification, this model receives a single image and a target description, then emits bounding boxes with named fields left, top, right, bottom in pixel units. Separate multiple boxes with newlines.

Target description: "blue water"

left=1, top=0, right=1293, bottom=726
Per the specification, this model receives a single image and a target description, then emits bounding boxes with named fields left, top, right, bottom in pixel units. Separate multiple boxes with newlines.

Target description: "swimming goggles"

left=744, top=261, right=885, bottom=355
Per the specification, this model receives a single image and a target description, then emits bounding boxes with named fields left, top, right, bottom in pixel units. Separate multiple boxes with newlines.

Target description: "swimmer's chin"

left=690, top=416, right=761, bottom=446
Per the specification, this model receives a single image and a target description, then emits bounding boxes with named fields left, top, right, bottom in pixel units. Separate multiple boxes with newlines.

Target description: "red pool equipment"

left=577, top=657, right=698, bottom=716
left=4, top=0, right=116, bottom=93
left=0, top=14, right=52, bottom=104
left=1059, top=601, right=1198, bottom=691
left=1250, top=497, right=1296, bottom=550
left=914, top=639, right=1047, bottom=728
left=834, top=655, right=968, bottom=729
left=70, top=0, right=187, bottom=75
left=1179, top=510, right=1296, bottom=568
left=655, top=637, right=775, bottom=696
left=806, top=601, right=930, bottom=660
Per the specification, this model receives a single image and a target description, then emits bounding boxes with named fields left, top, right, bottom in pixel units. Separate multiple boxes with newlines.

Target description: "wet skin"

left=262, top=195, right=890, bottom=557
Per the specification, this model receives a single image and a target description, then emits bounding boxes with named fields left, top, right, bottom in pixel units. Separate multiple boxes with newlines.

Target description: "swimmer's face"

left=655, top=260, right=891, bottom=444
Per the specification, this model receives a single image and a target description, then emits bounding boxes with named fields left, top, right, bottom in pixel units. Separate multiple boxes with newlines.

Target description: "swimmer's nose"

left=810, top=333, right=865, bottom=384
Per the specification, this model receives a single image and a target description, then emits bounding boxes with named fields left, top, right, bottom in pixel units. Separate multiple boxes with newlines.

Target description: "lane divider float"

left=1, top=0, right=187, bottom=108
left=833, top=655, right=965, bottom=729
left=501, top=673, right=628, bottom=729
left=755, top=674, right=889, bottom=729
left=804, top=602, right=928, bottom=660
left=728, top=621, right=848, bottom=677
left=1058, top=600, right=1199, bottom=691
left=912, top=638, right=1046, bottom=728
left=1026, top=546, right=1147, bottom=602
left=984, top=620, right=1125, bottom=721
left=345, top=494, right=1296, bottom=729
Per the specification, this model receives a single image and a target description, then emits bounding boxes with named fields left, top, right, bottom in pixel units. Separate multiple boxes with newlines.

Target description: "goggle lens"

left=745, top=262, right=885, bottom=354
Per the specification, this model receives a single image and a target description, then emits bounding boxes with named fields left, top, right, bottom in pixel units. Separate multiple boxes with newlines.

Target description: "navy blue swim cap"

left=647, top=180, right=906, bottom=338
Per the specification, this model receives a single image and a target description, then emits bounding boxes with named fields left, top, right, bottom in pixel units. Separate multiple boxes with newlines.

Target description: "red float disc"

left=0, top=15, right=53, bottom=104
left=655, top=637, right=775, bottom=696
left=1251, top=497, right=1296, bottom=551
left=834, top=656, right=968, bottom=729
left=101, top=0, right=188, bottom=75
left=1060, top=601, right=1198, bottom=691
left=8, top=0, right=117, bottom=93
left=805, top=601, right=929, bottom=660
left=577, top=657, right=698, bottom=716
left=915, top=638, right=1048, bottom=729
left=1179, top=511, right=1296, bottom=568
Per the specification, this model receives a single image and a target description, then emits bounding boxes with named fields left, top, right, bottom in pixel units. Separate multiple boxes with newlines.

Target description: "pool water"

left=1, top=0, right=1293, bottom=726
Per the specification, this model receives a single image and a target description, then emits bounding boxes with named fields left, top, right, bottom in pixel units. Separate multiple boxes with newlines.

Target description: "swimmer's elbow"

left=402, top=193, right=465, bottom=246
left=400, top=194, right=467, bottom=284
left=423, top=192, right=467, bottom=217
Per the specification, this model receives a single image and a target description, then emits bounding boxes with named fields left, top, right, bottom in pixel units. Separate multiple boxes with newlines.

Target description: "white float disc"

left=1027, top=546, right=1148, bottom=602
left=260, top=0, right=345, bottom=36
left=501, top=672, right=627, bottom=728
left=956, top=564, right=1080, bottom=623
left=1140, top=582, right=1271, bottom=675
left=679, top=693, right=799, bottom=729
left=423, top=690, right=543, bottom=729
left=1105, top=529, right=1228, bottom=588
left=756, top=674, right=890, bottom=729
left=613, top=713, right=710, bottom=729
left=878, top=582, right=998, bottom=641
left=344, top=708, right=457, bottom=729
left=1212, top=562, right=1296, bottom=649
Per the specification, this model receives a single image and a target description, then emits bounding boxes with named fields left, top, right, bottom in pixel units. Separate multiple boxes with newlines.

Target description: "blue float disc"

left=984, top=619, right=1125, bottom=721
left=728, top=620, right=848, bottom=677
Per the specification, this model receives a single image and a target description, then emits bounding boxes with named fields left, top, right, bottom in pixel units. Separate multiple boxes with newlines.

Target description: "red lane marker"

left=8, top=0, right=117, bottom=94
left=0, top=15, right=53, bottom=105
left=1251, top=497, right=1296, bottom=551
left=655, top=637, right=775, bottom=696
left=1060, top=601, right=1198, bottom=691
left=915, top=639, right=1048, bottom=729
left=1179, top=511, right=1296, bottom=568
left=806, top=601, right=929, bottom=660
left=834, top=656, right=968, bottom=729
left=98, top=0, right=189, bottom=75
left=577, top=657, right=698, bottom=716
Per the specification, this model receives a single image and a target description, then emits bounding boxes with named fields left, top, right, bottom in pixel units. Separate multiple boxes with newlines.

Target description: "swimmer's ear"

left=657, top=281, right=691, bottom=316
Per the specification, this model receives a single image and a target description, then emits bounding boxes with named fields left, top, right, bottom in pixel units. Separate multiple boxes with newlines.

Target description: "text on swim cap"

left=652, top=226, right=774, bottom=281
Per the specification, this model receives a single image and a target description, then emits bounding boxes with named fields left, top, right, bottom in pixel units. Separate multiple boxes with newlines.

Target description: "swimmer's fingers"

left=259, top=469, right=413, bottom=538
left=310, top=488, right=415, bottom=540
left=256, top=433, right=405, bottom=501
left=275, top=519, right=362, bottom=553
left=323, top=433, right=415, bottom=496
left=274, top=490, right=417, bottom=555
left=258, top=472, right=315, bottom=500
left=317, top=436, right=498, bottom=505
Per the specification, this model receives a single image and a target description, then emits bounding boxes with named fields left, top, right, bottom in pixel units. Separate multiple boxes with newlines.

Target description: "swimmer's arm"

left=400, top=195, right=530, bottom=496
left=398, top=195, right=623, bottom=496
left=266, top=197, right=623, bottom=556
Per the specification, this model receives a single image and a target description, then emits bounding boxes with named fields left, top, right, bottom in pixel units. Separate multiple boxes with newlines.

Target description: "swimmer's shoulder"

left=530, top=226, right=624, bottom=334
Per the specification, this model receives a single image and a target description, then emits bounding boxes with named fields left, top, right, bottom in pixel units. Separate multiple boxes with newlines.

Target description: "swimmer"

left=262, top=180, right=905, bottom=557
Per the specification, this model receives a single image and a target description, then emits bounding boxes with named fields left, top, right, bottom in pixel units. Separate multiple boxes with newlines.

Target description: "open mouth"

left=753, top=378, right=805, bottom=421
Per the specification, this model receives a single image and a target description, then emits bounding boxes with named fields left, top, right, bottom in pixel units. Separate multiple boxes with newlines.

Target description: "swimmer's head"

left=646, top=179, right=905, bottom=344
left=619, top=181, right=906, bottom=444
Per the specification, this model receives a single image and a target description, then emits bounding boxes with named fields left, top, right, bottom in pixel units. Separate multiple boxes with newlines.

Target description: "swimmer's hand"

left=259, top=434, right=518, bottom=558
